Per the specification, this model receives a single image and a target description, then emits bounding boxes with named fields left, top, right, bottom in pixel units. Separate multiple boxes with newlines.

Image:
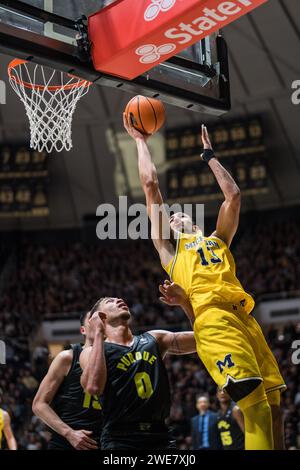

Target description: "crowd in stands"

left=235, top=220, right=300, bottom=297
left=0, top=217, right=300, bottom=449
left=1, top=218, right=300, bottom=319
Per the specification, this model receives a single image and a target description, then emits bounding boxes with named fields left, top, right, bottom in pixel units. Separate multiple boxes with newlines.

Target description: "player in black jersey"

left=217, top=388, right=245, bottom=450
left=80, top=295, right=196, bottom=450
left=32, top=311, right=102, bottom=450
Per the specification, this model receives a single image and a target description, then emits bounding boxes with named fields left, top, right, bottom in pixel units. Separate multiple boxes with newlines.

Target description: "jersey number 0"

left=134, top=372, right=154, bottom=399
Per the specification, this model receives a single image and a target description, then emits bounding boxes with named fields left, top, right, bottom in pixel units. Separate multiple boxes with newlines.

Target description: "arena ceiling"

left=0, top=0, right=299, bottom=231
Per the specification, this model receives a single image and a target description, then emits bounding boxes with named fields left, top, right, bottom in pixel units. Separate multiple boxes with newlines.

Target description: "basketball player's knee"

left=225, top=378, right=262, bottom=403
left=236, top=382, right=269, bottom=412
left=238, top=385, right=273, bottom=450
left=267, top=389, right=281, bottom=407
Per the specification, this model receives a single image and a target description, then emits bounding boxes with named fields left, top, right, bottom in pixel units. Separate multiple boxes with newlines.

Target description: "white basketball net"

left=8, top=60, right=91, bottom=153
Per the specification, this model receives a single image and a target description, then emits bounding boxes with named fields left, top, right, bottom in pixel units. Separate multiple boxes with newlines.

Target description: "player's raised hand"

left=66, top=429, right=98, bottom=450
left=123, top=112, right=147, bottom=142
left=89, top=310, right=106, bottom=335
left=201, top=124, right=213, bottom=149
left=159, top=280, right=188, bottom=306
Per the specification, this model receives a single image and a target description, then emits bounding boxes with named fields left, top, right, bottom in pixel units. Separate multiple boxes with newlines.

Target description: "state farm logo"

left=136, top=43, right=176, bottom=64
left=144, top=0, right=177, bottom=22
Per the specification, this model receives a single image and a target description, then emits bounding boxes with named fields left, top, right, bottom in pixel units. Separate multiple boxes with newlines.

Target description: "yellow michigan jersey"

left=0, top=409, right=4, bottom=449
left=164, top=232, right=255, bottom=317
left=163, top=232, right=286, bottom=396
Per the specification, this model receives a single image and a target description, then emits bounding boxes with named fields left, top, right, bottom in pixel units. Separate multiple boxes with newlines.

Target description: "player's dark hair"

left=90, top=297, right=106, bottom=316
left=79, top=310, right=92, bottom=326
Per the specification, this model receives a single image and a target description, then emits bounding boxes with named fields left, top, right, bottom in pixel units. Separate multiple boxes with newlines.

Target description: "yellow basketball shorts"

left=194, top=304, right=286, bottom=397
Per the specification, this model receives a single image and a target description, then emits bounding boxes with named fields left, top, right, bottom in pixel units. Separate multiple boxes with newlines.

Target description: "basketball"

left=125, top=95, right=165, bottom=135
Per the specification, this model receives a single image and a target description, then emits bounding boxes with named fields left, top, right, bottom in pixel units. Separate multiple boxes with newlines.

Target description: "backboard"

left=0, top=0, right=230, bottom=115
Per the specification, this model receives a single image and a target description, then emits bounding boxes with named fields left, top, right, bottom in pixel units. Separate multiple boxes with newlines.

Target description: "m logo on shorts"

left=216, top=354, right=235, bottom=373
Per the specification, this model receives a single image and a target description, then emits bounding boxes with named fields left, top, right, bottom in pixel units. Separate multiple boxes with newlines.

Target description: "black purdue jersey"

left=101, top=332, right=173, bottom=450
left=217, top=403, right=244, bottom=450
left=49, top=344, right=102, bottom=449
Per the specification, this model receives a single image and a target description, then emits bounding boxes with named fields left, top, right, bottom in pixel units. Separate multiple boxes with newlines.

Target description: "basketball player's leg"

left=194, top=307, right=274, bottom=450
left=267, top=390, right=285, bottom=450
left=246, top=316, right=286, bottom=450
left=235, top=383, right=273, bottom=450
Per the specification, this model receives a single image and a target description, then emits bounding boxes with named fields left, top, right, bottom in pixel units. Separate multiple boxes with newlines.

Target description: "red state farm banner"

left=89, top=0, right=268, bottom=80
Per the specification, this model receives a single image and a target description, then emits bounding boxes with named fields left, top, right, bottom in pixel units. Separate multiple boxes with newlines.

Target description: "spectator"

left=191, top=395, right=222, bottom=450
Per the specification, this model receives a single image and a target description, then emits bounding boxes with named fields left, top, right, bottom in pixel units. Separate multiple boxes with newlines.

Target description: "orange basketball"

left=125, top=95, right=165, bottom=135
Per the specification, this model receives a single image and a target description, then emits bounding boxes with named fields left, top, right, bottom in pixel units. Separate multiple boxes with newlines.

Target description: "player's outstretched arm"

left=201, top=125, right=241, bottom=247
left=32, top=351, right=98, bottom=450
left=3, top=411, right=17, bottom=450
left=232, top=405, right=245, bottom=434
left=123, top=113, right=174, bottom=266
left=159, top=280, right=195, bottom=326
left=80, top=311, right=107, bottom=396
left=150, top=330, right=196, bottom=357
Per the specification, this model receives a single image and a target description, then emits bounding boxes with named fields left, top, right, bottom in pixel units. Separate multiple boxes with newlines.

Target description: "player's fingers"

left=164, top=283, right=175, bottom=293
left=81, top=433, right=98, bottom=443
left=159, top=285, right=167, bottom=295
left=81, top=435, right=98, bottom=445
left=201, top=124, right=206, bottom=139
left=128, top=114, right=135, bottom=131
left=81, top=430, right=93, bottom=435
left=160, top=282, right=169, bottom=291
left=202, top=125, right=209, bottom=142
left=76, top=440, right=92, bottom=450
left=83, top=441, right=99, bottom=449
left=81, top=436, right=99, bottom=446
left=98, top=311, right=107, bottom=321
left=123, top=112, right=129, bottom=130
left=204, top=127, right=210, bottom=142
left=159, top=296, right=169, bottom=304
left=78, top=443, right=97, bottom=450
left=81, top=439, right=99, bottom=449
left=125, top=113, right=131, bottom=132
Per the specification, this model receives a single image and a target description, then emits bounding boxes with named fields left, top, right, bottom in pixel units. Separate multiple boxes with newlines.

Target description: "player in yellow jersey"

left=123, top=114, right=286, bottom=450
left=0, top=407, right=17, bottom=450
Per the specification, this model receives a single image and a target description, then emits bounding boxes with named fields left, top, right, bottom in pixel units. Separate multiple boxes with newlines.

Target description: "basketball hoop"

left=8, top=59, right=91, bottom=153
